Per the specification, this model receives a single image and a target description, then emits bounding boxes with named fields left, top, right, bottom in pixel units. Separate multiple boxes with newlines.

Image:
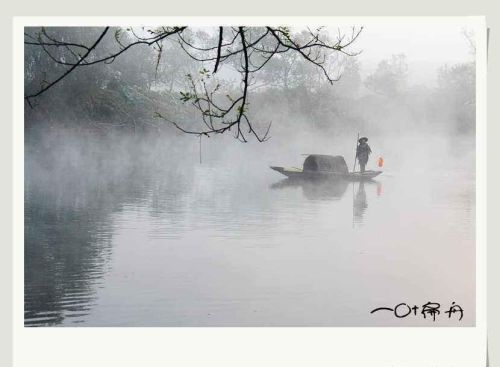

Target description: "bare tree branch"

left=25, top=25, right=362, bottom=142
left=213, top=27, right=223, bottom=73
left=25, top=27, right=110, bottom=103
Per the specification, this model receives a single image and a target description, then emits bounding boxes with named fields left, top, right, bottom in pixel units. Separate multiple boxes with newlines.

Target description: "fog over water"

left=24, top=24, right=476, bottom=326
left=25, top=128, right=475, bottom=326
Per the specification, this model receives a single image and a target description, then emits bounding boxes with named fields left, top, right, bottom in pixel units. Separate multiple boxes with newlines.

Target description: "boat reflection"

left=271, top=178, right=383, bottom=225
left=270, top=178, right=349, bottom=200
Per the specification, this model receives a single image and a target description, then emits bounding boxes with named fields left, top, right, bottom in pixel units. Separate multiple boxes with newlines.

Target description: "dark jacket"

left=356, top=142, right=372, bottom=164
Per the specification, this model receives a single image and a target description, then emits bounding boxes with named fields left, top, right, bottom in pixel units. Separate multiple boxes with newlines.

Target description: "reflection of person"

left=356, top=137, right=372, bottom=173
left=353, top=181, right=368, bottom=222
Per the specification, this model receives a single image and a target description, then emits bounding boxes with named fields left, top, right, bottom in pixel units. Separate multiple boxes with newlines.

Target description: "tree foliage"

left=24, top=26, right=475, bottom=138
left=364, top=54, right=408, bottom=97
left=25, top=25, right=362, bottom=141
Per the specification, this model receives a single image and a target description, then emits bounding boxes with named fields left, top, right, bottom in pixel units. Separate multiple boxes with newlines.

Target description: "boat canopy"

left=303, top=155, right=349, bottom=173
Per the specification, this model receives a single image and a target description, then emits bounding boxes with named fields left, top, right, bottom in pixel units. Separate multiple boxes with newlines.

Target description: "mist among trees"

left=24, top=26, right=475, bottom=140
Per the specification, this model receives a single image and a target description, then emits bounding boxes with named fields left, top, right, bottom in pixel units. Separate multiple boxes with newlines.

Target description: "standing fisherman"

left=356, top=137, right=372, bottom=173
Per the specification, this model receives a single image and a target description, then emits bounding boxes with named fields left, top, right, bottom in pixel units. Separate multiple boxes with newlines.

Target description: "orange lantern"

left=377, top=157, right=384, bottom=167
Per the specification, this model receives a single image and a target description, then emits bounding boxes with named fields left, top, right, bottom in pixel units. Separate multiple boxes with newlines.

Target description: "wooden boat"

left=270, top=154, right=382, bottom=181
left=270, top=166, right=382, bottom=180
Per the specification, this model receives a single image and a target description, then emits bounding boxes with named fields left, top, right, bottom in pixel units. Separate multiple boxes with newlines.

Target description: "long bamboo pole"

left=199, top=135, right=202, bottom=164
left=352, top=132, right=359, bottom=173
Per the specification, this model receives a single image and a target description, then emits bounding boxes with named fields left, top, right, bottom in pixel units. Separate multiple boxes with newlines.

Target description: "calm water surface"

left=24, top=131, right=475, bottom=326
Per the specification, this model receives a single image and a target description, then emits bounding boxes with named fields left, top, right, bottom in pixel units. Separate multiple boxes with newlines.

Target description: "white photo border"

left=13, top=16, right=487, bottom=367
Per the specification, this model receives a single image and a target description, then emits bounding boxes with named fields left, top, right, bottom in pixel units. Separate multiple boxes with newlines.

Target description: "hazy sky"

left=187, top=23, right=475, bottom=86
left=350, top=23, right=474, bottom=85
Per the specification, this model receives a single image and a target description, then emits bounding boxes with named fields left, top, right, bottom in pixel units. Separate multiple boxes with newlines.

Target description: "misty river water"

left=24, top=129, right=475, bottom=326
